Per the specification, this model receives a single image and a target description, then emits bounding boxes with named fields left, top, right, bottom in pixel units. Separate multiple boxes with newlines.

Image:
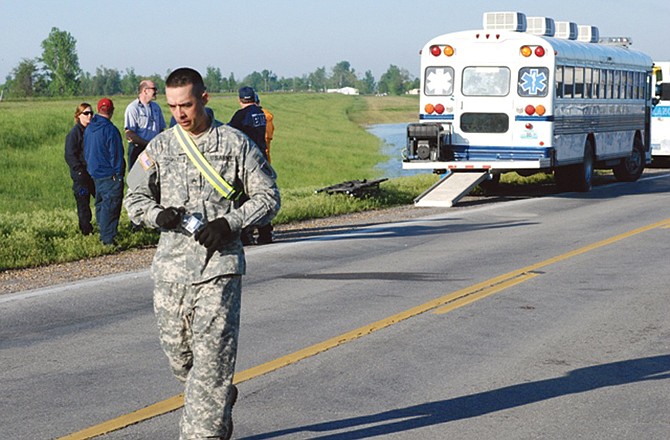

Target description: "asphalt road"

left=1, top=172, right=669, bottom=440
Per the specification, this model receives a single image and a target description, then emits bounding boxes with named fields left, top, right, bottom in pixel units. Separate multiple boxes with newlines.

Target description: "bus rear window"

left=461, top=113, right=509, bottom=133
left=424, top=66, right=455, bottom=96
left=518, top=67, right=549, bottom=97
left=462, top=67, right=510, bottom=96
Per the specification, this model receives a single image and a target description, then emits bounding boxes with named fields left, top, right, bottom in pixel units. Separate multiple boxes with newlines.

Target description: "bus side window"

left=592, top=69, right=600, bottom=99
left=574, top=67, right=584, bottom=98
left=584, top=68, right=592, bottom=98
left=564, top=66, right=575, bottom=98
left=555, top=66, right=564, bottom=98
left=599, top=69, right=607, bottom=99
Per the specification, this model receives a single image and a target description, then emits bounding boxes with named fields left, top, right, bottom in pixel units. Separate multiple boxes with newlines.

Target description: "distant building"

left=406, top=88, right=420, bottom=95
left=326, top=87, right=359, bottom=95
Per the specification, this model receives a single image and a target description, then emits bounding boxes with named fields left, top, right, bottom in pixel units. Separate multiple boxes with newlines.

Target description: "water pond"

left=368, top=123, right=428, bottom=179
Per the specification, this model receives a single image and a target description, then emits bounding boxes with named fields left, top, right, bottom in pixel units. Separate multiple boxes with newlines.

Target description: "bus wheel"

left=574, top=140, right=594, bottom=192
left=613, top=137, right=645, bottom=182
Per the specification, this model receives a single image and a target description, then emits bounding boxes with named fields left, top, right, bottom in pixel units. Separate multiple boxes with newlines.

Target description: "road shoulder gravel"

left=0, top=205, right=450, bottom=295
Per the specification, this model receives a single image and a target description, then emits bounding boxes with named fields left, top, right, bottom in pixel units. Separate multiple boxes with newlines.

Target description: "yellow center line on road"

left=432, top=271, right=541, bottom=315
left=58, top=217, right=670, bottom=440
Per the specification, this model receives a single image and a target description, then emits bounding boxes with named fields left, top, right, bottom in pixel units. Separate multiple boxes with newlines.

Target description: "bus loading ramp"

left=414, top=171, right=489, bottom=207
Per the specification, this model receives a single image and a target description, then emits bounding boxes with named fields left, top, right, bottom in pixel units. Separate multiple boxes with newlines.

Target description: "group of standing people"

left=64, top=79, right=274, bottom=246
left=65, top=97, right=126, bottom=245
left=64, top=80, right=165, bottom=245
left=64, top=69, right=280, bottom=439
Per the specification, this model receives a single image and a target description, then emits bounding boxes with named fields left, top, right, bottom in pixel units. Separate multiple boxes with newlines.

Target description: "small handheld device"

left=181, top=213, right=204, bottom=235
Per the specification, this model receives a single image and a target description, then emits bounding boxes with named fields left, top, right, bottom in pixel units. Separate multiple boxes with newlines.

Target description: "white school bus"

left=651, top=61, right=670, bottom=163
left=404, top=11, right=654, bottom=196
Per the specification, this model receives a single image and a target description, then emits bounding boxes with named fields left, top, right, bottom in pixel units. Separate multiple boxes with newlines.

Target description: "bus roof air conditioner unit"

left=526, top=17, right=556, bottom=36
left=483, top=11, right=527, bottom=32
left=555, top=21, right=578, bottom=40
left=578, top=25, right=600, bottom=43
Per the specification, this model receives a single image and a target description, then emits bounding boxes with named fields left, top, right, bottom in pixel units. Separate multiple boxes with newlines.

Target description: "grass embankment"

left=0, top=93, right=442, bottom=270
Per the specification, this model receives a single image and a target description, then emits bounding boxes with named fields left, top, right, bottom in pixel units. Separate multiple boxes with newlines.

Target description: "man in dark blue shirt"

left=229, top=86, right=273, bottom=244
left=84, top=98, right=126, bottom=245
left=229, top=86, right=268, bottom=158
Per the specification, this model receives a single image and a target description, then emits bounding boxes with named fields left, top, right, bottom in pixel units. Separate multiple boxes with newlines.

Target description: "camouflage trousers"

left=154, top=276, right=241, bottom=440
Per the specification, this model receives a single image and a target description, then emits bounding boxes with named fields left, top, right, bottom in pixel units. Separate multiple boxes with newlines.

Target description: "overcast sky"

left=1, top=0, right=668, bottom=83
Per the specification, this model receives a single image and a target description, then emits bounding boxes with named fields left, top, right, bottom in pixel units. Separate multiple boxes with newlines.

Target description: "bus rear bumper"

left=402, top=158, right=553, bottom=172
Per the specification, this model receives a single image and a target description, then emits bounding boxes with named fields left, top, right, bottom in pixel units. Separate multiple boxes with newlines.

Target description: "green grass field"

left=0, top=93, right=442, bottom=270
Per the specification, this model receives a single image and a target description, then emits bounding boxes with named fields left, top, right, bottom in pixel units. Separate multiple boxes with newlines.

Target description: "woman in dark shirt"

left=64, top=103, right=96, bottom=235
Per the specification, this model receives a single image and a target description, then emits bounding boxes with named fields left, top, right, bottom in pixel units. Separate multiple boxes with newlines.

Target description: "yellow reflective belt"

left=173, top=125, right=241, bottom=200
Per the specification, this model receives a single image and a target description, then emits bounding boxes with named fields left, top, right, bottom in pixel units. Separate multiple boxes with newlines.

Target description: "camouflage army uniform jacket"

left=123, top=118, right=280, bottom=284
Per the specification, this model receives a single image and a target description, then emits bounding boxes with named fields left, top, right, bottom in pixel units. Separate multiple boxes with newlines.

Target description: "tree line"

left=1, top=27, right=418, bottom=99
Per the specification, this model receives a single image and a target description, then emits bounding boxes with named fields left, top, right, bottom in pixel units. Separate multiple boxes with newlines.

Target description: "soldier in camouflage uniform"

left=123, top=67, right=280, bottom=440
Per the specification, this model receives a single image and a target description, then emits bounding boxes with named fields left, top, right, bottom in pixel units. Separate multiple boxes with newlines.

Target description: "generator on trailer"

left=405, top=11, right=656, bottom=207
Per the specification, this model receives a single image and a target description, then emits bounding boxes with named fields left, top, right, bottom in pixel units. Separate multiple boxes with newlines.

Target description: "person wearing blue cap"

left=229, top=86, right=268, bottom=157
left=228, top=86, right=274, bottom=244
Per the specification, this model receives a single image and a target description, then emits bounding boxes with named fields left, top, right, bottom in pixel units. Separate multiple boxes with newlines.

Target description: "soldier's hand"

left=156, top=207, right=184, bottom=230
left=194, top=218, right=232, bottom=250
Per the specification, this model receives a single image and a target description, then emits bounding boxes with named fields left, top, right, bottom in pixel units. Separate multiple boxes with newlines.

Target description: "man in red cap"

left=84, top=98, right=126, bottom=245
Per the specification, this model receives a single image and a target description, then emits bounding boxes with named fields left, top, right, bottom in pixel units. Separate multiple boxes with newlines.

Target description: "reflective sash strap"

left=173, top=125, right=241, bottom=200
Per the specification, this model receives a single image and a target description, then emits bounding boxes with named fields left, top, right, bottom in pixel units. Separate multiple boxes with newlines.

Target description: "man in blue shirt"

left=84, top=98, right=126, bottom=245
left=124, top=80, right=166, bottom=169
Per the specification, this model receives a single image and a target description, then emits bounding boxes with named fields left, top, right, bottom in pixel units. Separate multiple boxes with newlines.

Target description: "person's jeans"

left=93, top=175, right=124, bottom=245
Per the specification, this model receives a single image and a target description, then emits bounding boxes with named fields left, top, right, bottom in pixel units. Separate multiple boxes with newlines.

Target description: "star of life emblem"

left=519, top=68, right=548, bottom=95
left=425, top=67, right=454, bottom=95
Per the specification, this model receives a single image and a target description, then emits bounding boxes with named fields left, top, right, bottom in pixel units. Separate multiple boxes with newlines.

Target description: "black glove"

left=194, top=218, right=232, bottom=250
left=156, top=207, right=184, bottom=230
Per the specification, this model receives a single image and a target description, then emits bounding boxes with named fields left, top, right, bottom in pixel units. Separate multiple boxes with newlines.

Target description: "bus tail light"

left=429, top=45, right=454, bottom=57
left=523, top=104, right=546, bottom=116
left=520, top=45, right=546, bottom=57
left=424, top=103, right=452, bottom=115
